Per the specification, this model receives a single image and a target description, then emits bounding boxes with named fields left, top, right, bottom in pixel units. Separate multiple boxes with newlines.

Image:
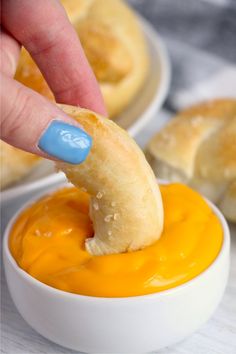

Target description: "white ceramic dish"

left=115, top=16, right=171, bottom=136
left=1, top=16, right=170, bottom=204
left=3, top=184, right=230, bottom=354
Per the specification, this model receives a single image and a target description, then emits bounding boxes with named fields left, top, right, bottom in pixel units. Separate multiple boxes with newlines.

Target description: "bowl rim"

left=3, top=182, right=230, bottom=303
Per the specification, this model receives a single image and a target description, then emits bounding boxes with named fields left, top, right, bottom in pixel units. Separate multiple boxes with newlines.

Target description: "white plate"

left=113, top=16, right=171, bottom=135
left=1, top=17, right=171, bottom=204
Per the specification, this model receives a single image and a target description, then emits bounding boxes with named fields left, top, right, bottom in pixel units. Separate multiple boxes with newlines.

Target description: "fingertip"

left=38, top=120, right=92, bottom=164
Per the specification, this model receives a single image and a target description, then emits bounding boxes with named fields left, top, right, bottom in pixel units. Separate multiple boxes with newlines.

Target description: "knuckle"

left=1, top=84, right=33, bottom=140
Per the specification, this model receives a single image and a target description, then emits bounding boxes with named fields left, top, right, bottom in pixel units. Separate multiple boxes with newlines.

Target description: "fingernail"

left=38, top=120, right=92, bottom=164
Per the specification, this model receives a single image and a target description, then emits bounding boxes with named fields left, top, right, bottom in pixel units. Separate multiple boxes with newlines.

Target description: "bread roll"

left=0, top=141, right=39, bottom=189
left=15, top=0, right=149, bottom=118
left=56, top=104, right=164, bottom=255
left=146, top=99, right=236, bottom=222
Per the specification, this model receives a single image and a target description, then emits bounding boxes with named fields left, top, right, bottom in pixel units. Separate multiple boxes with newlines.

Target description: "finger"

left=0, top=28, right=21, bottom=77
left=0, top=74, right=92, bottom=164
left=2, top=0, right=107, bottom=116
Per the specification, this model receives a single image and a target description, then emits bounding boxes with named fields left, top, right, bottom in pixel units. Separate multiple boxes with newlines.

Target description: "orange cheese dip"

left=9, top=184, right=223, bottom=297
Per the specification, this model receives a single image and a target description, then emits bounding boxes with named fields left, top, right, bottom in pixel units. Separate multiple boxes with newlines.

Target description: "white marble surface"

left=1, top=110, right=236, bottom=354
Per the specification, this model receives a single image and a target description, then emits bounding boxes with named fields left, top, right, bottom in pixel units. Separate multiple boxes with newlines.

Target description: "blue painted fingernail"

left=38, top=120, right=92, bottom=164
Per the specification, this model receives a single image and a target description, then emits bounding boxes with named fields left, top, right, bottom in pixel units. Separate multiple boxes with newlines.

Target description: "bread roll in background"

left=146, top=99, right=236, bottom=222
left=0, top=141, right=40, bottom=189
left=15, top=0, right=149, bottom=118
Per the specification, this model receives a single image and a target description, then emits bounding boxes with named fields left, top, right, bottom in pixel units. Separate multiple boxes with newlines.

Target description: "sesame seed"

left=104, top=215, right=113, bottom=222
left=93, top=201, right=99, bottom=211
left=114, top=213, right=119, bottom=220
left=96, top=192, right=103, bottom=199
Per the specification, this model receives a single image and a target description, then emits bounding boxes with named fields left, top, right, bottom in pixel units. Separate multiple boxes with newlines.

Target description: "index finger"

left=2, top=0, right=107, bottom=116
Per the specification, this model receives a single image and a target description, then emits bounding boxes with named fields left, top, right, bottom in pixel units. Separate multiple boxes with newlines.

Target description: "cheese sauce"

left=9, top=184, right=223, bottom=297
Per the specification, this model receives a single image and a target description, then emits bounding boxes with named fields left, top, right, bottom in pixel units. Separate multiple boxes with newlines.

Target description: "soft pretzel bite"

left=56, top=104, right=163, bottom=255
left=146, top=99, right=236, bottom=222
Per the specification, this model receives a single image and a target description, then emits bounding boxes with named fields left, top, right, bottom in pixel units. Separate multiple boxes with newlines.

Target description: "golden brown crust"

left=146, top=99, right=236, bottom=221
left=0, top=141, right=40, bottom=189
left=15, top=0, right=149, bottom=117
left=195, top=116, right=236, bottom=182
left=15, top=48, right=54, bottom=102
left=77, top=20, right=132, bottom=83
left=56, top=104, right=164, bottom=255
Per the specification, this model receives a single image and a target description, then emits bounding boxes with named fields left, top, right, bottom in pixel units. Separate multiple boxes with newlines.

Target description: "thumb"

left=0, top=74, right=92, bottom=164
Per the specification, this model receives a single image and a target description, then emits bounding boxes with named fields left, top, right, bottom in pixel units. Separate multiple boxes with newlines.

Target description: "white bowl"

left=3, top=187, right=230, bottom=354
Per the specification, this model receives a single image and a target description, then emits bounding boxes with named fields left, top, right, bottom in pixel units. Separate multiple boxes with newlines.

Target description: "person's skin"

left=1, top=0, right=107, bottom=164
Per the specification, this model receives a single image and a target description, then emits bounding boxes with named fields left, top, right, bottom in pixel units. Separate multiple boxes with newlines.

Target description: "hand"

left=0, top=0, right=106, bottom=164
